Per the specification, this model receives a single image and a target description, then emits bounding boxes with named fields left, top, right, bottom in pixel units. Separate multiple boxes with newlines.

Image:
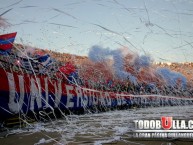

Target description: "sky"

left=0, top=0, right=193, bottom=62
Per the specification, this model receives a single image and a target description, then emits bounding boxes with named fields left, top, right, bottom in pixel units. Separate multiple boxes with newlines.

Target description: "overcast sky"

left=0, top=0, right=193, bottom=62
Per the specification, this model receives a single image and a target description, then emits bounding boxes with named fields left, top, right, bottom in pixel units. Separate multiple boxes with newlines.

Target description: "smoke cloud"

left=88, top=45, right=137, bottom=85
left=87, top=45, right=188, bottom=89
left=134, top=55, right=152, bottom=70
left=156, top=68, right=187, bottom=88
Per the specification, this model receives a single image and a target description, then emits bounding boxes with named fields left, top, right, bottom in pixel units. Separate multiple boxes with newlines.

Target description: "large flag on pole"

left=0, top=32, right=17, bottom=51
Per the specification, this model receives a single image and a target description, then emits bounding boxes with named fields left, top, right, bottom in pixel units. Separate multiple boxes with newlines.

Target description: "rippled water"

left=1, top=105, right=193, bottom=145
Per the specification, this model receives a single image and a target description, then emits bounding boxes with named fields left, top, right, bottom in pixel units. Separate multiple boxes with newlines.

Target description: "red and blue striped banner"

left=0, top=32, right=17, bottom=51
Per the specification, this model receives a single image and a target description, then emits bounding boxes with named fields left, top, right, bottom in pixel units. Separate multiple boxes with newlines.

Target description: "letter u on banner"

left=8, top=73, right=24, bottom=113
left=161, top=116, right=173, bottom=130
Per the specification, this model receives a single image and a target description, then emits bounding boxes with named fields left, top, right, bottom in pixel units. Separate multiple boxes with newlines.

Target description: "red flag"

left=59, top=62, right=75, bottom=75
left=0, top=32, right=17, bottom=51
left=35, top=50, right=45, bottom=56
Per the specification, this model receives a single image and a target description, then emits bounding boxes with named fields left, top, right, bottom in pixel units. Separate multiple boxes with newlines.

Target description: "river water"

left=1, top=105, right=193, bottom=145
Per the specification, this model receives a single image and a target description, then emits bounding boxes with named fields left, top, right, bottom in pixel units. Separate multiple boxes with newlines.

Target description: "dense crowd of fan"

left=0, top=44, right=192, bottom=98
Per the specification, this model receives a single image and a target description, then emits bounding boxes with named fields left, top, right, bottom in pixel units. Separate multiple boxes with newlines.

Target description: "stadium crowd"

left=0, top=43, right=193, bottom=98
